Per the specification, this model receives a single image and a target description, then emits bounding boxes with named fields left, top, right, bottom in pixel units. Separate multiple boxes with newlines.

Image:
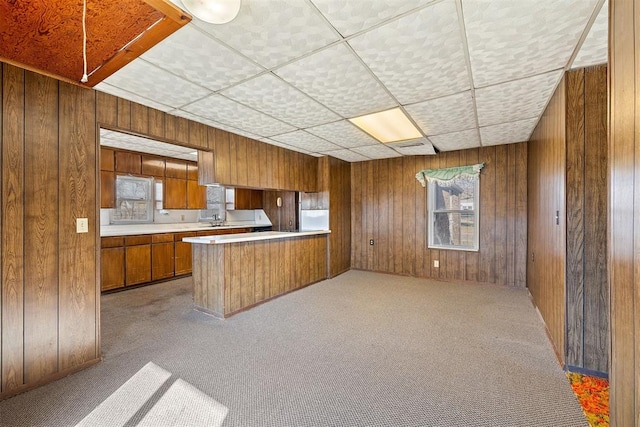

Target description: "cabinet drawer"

left=125, top=235, right=152, bottom=246
left=102, top=236, right=125, bottom=248
left=152, top=233, right=174, bottom=243
left=174, top=232, right=196, bottom=241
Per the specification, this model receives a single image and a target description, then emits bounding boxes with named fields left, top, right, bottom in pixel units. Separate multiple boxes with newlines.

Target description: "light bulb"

left=182, top=0, right=241, bottom=24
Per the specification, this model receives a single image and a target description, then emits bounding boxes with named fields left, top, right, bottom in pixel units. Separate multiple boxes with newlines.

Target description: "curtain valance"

left=415, top=163, right=485, bottom=187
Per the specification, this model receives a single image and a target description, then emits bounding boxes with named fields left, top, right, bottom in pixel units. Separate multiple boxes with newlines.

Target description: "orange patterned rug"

left=567, top=372, right=609, bottom=427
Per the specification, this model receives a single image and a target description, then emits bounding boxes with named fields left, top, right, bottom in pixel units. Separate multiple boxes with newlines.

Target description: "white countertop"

left=100, top=222, right=268, bottom=237
left=184, top=230, right=330, bottom=244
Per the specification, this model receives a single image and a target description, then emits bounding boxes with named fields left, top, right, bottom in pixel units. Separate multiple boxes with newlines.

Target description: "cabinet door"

left=142, top=155, right=165, bottom=177
left=174, top=241, right=193, bottom=275
left=187, top=180, right=206, bottom=209
left=101, top=247, right=125, bottom=291
left=187, top=162, right=198, bottom=181
left=100, top=170, right=115, bottom=208
left=235, top=188, right=251, bottom=209
left=250, top=190, right=263, bottom=209
left=152, top=242, right=175, bottom=281
left=165, top=159, right=187, bottom=179
left=164, top=178, right=187, bottom=209
left=115, top=151, right=142, bottom=174
left=125, top=245, right=151, bottom=285
left=100, top=147, right=115, bottom=171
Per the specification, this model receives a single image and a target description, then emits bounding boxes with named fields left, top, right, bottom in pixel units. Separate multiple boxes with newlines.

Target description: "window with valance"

left=416, top=163, right=484, bottom=251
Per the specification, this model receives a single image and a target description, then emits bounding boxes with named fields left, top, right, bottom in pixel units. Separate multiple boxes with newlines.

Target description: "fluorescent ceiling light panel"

left=349, top=108, right=422, bottom=143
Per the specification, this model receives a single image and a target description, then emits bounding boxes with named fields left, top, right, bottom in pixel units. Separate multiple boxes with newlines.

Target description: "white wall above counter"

left=100, top=209, right=272, bottom=237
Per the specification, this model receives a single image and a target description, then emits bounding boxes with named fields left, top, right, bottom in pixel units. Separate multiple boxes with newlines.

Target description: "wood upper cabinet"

left=164, top=178, right=187, bottom=209
left=142, top=155, right=165, bottom=177
left=115, top=151, right=142, bottom=174
left=235, top=188, right=263, bottom=209
left=101, top=170, right=115, bottom=208
left=187, top=162, right=198, bottom=181
left=187, top=180, right=206, bottom=209
left=165, top=159, right=187, bottom=179
left=101, top=147, right=115, bottom=171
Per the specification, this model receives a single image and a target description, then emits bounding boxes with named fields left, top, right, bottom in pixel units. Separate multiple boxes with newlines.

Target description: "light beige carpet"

left=0, top=270, right=587, bottom=426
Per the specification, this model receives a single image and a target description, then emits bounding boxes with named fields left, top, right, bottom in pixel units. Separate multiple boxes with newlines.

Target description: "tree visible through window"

left=428, top=176, right=479, bottom=250
left=416, top=164, right=482, bottom=252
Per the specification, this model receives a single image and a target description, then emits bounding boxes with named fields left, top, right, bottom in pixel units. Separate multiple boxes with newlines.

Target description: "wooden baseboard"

left=0, top=357, right=102, bottom=401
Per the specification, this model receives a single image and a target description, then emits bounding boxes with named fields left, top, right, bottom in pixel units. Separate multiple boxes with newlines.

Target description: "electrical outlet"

left=433, top=260, right=439, bottom=268
left=76, top=218, right=89, bottom=233
left=369, top=239, right=374, bottom=245
left=181, top=214, right=185, bottom=221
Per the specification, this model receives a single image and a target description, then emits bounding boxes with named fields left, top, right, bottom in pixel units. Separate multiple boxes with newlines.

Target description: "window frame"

left=427, top=176, right=480, bottom=252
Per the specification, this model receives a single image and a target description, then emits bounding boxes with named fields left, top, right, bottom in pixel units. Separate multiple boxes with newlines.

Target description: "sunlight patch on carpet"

left=75, top=362, right=228, bottom=427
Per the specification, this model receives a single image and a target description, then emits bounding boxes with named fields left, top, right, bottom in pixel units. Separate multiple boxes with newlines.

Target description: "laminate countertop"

left=184, top=230, right=330, bottom=245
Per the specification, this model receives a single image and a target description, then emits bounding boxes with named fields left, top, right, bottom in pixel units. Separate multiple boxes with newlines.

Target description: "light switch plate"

left=76, top=218, right=89, bottom=233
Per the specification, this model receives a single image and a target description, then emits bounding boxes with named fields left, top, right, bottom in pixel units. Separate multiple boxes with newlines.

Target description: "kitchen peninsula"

left=185, top=230, right=330, bottom=318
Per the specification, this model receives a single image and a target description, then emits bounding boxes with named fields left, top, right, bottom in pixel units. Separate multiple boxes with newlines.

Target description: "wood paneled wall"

left=1, top=64, right=99, bottom=398
left=351, top=145, right=527, bottom=287
left=609, top=0, right=640, bottom=423
left=0, top=61, right=325, bottom=399
left=565, top=65, right=608, bottom=374
left=95, top=91, right=318, bottom=192
left=318, top=157, right=351, bottom=277
left=527, top=74, right=567, bottom=365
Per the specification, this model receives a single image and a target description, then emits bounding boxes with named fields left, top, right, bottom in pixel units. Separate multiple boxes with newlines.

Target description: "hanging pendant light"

left=182, top=0, right=242, bottom=24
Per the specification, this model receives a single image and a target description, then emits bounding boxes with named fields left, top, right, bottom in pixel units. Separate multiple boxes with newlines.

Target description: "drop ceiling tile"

left=259, top=138, right=307, bottom=152
left=480, top=118, right=538, bottom=146
left=351, top=144, right=402, bottom=159
left=310, top=0, right=431, bottom=37
left=177, top=0, right=339, bottom=69
left=572, top=0, right=608, bottom=69
left=475, top=70, right=563, bottom=127
left=101, top=59, right=211, bottom=108
left=182, top=94, right=296, bottom=137
left=348, top=0, right=469, bottom=104
left=169, top=109, right=263, bottom=141
left=221, top=74, right=340, bottom=128
left=275, top=43, right=396, bottom=118
left=463, top=0, right=599, bottom=87
left=405, top=91, right=477, bottom=136
left=270, top=130, right=342, bottom=153
left=305, top=120, right=379, bottom=148
left=321, top=149, right=370, bottom=162
left=141, top=24, right=264, bottom=92
left=395, top=144, right=437, bottom=156
left=429, top=129, right=480, bottom=151
left=94, top=83, right=174, bottom=112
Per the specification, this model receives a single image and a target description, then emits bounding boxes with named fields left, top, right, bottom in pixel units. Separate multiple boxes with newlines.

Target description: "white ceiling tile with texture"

left=270, top=130, right=342, bottom=152
left=429, top=128, right=480, bottom=151
left=480, top=117, right=539, bottom=146
left=141, top=24, right=265, bottom=92
left=275, top=43, right=396, bottom=118
left=475, top=70, right=563, bottom=127
left=405, top=91, right=477, bottom=136
left=463, top=0, right=600, bottom=88
left=221, top=73, right=340, bottom=128
left=348, top=0, right=469, bottom=104
left=571, top=0, right=608, bottom=69
left=305, top=120, right=380, bottom=148
left=182, top=94, right=296, bottom=137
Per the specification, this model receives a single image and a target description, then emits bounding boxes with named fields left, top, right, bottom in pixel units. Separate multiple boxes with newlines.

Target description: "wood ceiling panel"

left=0, top=0, right=189, bottom=87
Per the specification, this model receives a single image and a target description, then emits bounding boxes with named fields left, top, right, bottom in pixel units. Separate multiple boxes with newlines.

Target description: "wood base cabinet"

left=152, top=234, right=175, bottom=281
left=101, top=247, right=125, bottom=290
left=175, top=232, right=196, bottom=275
